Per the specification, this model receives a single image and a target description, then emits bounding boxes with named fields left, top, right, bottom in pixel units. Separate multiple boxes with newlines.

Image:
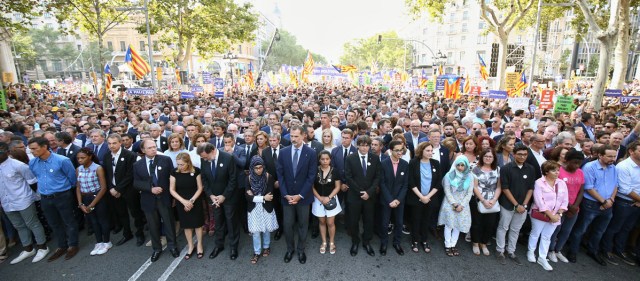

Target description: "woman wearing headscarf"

left=245, top=156, right=278, bottom=264
left=438, top=155, right=476, bottom=257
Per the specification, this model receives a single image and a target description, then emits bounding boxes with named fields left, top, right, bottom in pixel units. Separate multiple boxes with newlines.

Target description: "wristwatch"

left=523, top=204, right=528, bottom=209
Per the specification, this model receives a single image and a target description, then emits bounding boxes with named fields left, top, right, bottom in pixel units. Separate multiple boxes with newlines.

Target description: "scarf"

left=447, top=155, right=472, bottom=191
left=249, top=155, right=267, bottom=196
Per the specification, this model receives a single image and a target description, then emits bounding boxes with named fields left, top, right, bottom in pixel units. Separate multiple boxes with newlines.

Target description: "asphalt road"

left=1, top=224, right=639, bottom=281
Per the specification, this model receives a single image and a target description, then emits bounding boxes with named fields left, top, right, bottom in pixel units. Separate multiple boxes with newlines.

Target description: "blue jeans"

left=40, top=190, right=79, bottom=249
left=600, top=198, right=640, bottom=254
left=252, top=232, right=271, bottom=254
left=568, top=199, right=613, bottom=255
left=550, top=208, right=579, bottom=252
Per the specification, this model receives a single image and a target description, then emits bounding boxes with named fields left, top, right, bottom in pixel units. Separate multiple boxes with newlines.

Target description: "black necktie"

left=149, top=159, right=157, bottom=186
left=344, top=148, right=348, bottom=164
left=94, top=145, right=98, bottom=154
left=361, top=156, right=367, bottom=176
left=273, top=148, right=277, bottom=161
left=211, top=159, right=217, bottom=180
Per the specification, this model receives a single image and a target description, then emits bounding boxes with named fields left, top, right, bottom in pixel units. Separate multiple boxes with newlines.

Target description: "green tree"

left=145, top=0, right=259, bottom=70
left=339, top=31, right=412, bottom=70
left=11, top=29, right=37, bottom=70
left=0, top=1, right=66, bottom=31
left=261, top=30, right=327, bottom=72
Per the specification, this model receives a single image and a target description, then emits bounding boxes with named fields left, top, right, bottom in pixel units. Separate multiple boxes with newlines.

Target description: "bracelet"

left=78, top=203, right=85, bottom=208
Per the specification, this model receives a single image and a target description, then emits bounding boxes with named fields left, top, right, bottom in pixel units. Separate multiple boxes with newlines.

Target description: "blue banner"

left=621, top=96, right=640, bottom=104
left=489, top=90, right=508, bottom=99
left=436, top=77, right=445, bottom=90
left=214, top=78, right=224, bottom=98
left=191, top=85, right=204, bottom=93
left=202, top=72, right=212, bottom=84
left=605, top=89, right=622, bottom=97
left=181, top=92, right=195, bottom=99
left=480, top=91, right=490, bottom=98
left=126, top=88, right=154, bottom=96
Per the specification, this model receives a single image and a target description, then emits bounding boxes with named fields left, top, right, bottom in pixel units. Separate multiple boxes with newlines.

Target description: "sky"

left=246, top=0, right=413, bottom=63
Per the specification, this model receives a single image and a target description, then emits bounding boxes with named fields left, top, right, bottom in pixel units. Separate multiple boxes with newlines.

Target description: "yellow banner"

left=2, top=72, right=14, bottom=84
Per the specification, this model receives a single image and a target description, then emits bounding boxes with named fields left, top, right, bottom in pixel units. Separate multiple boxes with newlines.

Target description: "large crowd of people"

left=0, top=81, right=638, bottom=274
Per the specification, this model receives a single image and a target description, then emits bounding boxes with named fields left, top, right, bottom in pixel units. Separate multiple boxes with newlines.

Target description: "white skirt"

left=311, top=196, right=342, bottom=218
left=247, top=204, right=279, bottom=233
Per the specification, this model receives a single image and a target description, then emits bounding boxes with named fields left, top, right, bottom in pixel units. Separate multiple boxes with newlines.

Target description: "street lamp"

left=223, top=51, right=238, bottom=84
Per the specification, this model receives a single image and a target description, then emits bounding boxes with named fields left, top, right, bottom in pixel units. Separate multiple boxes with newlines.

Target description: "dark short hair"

left=55, top=132, right=73, bottom=145
left=317, top=150, right=331, bottom=163
left=513, top=143, right=529, bottom=154
left=565, top=148, right=585, bottom=162
left=196, top=142, right=216, bottom=154
left=542, top=160, right=560, bottom=175
left=356, top=135, right=371, bottom=146
left=28, top=137, right=49, bottom=148
left=388, top=140, right=403, bottom=150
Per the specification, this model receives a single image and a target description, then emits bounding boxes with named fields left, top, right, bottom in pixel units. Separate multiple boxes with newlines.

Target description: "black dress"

left=173, top=168, right=204, bottom=228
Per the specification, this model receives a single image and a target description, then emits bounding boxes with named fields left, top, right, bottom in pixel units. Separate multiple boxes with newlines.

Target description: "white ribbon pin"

left=328, top=179, right=332, bottom=182
left=433, top=169, right=436, bottom=172
left=367, top=162, right=371, bottom=166
left=69, top=151, right=73, bottom=154
left=158, top=167, right=162, bottom=171
left=190, top=173, right=194, bottom=176
left=563, top=178, right=568, bottom=182
left=400, top=172, right=404, bottom=176
left=523, top=175, right=527, bottom=179
left=121, top=158, right=125, bottom=161
left=220, top=163, right=224, bottom=167
left=49, top=169, right=54, bottom=172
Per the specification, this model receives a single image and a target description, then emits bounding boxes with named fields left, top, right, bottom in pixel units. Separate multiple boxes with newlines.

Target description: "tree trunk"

left=178, top=38, right=192, bottom=71
left=591, top=38, right=613, bottom=110
left=610, top=0, right=630, bottom=89
left=95, top=1, right=106, bottom=109
left=497, top=32, right=508, bottom=90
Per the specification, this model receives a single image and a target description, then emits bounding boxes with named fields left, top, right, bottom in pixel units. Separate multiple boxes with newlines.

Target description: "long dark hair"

left=77, top=147, right=100, bottom=164
left=477, top=149, right=498, bottom=170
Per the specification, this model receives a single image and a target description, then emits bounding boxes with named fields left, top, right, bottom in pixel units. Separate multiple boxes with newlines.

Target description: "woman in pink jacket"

left=527, top=161, right=568, bottom=271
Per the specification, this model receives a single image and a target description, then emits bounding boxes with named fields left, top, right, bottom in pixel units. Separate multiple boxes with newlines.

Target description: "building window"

left=449, top=13, right=455, bottom=22
left=107, top=41, right=113, bottom=51
left=140, top=41, right=145, bottom=51
left=45, top=23, right=53, bottom=29
left=462, top=23, right=468, bottom=32
left=461, top=36, right=466, bottom=45
left=44, top=12, right=52, bottom=18
left=479, top=22, right=485, bottom=29
left=517, top=35, right=522, bottom=43
left=460, top=51, right=465, bottom=62
left=477, top=35, right=487, bottom=44
left=463, top=11, right=469, bottom=20
left=120, top=41, right=126, bottom=52
left=447, top=52, right=453, bottom=65
left=53, top=61, right=62, bottom=72
left=77, top=44, right=82, bottom=51
left=448, top=37, right=454, bottom=48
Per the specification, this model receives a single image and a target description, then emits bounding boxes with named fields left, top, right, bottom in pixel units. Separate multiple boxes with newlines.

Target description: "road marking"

left=157, top=245, right=189, bottom=281
left=127, top=244, right=168, bottom=281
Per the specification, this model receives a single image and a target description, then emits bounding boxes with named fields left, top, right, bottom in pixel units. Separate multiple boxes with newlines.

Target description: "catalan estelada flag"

left=438, top=65, right=444, bottom=76
left=175, top=69, right=181, bottom=85
left=478, top=54, right=489, bottom=81
left=464, top=75, right=470, bottom=94
left=301, top=51, right=314, bottom=83
left=514, top=71, right=527, bottom=96
left=247, top=62, right=255, bottom=89
left=104, top=63, right=112, bottom=91
left=332, top=64, right=357, bottom=73
left=444, top=76, right=461, bottom=100
left=125, top=44, right=151, bottom=80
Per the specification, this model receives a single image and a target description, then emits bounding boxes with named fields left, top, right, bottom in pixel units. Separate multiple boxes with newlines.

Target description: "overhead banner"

left=191, top=85, right=204, bottom=93
left=202, top=72, right=213, bottom=84
left=213, top=78, right=224, bottom=98
left=539, top=89, right=555, bottom=110
left=180, top=92, right=195, bottom=99
left=554, top=95, right=574, bottom=113
left=508, top=97, right=530, bottom=112
left=126, top=88, right=155, bottom=96
left=604, top=89, right=622, bottom=97
left=621, top=96, right=640, bottom=104
left=505, top=72, right=519, bottom=89
left=470, top=86, right=482, bottom=95
left=489, top=90, right=508, bottom=99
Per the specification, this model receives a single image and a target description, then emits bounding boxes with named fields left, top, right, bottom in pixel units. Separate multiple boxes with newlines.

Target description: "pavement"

left=1, top=225, right=639, bottom=281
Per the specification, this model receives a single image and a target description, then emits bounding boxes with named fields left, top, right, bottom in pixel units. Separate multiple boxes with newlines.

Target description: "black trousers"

left=272, top=188, right=284, bottom=227
left=381, top=202, right=405, bottom=246
left=470, top=199, right=499, bottom=244
left=144, top=199, right=177, bottom=251
left=410, top=201, right=438, bottom=244
left=283, top=203, right=310, bottom=252
left=348, top=197, right=375, bottom=245
left=213, top=202, right=239, bottom=250
left=82, top=194, right=110, bottom=243
left=113, top=189, right=146, bottom=238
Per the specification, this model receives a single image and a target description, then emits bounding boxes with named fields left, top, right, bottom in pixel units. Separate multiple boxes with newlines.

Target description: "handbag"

left=477, top=200, right=500, bottom=213
left=324, top=197, right=337, bottom=210
left=531, top=180, right=559, bottom=222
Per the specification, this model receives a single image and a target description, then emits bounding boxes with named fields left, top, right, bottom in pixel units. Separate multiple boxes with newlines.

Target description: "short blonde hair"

left=176, top=152, right=195, bottom=173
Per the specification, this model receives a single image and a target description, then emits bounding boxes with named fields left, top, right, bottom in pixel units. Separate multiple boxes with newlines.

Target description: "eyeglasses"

left=392, top=149, right=404, bottom=153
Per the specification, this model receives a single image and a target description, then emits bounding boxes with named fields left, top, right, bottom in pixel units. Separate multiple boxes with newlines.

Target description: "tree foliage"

left=339, top=31, right=412, bottom=70
left=145, top=0, right=259, bottom=69
left=260, top=30, right=326, bottom=72
left=0, top=0, right=67, bottom=32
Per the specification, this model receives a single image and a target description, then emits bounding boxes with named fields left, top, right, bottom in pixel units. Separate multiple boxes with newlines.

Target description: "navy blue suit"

left=330, top=145, right=357, bottom=183
left=404, top=132, right=427, bottom=158
left=379, top=158, right=409, bottom=246
left=57, top=144, right=81, bottom=168
left=86, top=142, right=109, bottom=165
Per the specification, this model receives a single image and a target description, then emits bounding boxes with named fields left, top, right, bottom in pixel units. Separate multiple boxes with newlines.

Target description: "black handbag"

left=324, top=197, right=337, bottom=210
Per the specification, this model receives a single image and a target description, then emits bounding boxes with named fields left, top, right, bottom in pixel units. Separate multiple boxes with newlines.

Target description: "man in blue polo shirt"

left=567, top=144, right=618, bottom=265
left=28, top=137, right=78, bottom=261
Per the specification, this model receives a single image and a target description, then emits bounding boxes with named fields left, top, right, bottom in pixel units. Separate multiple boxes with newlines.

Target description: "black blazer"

left=616, top=145, right=627, bottom=162
left=104, top=148, right=137, bottom=194
left=525, top=147, right=543, bottom=180
left=345, top=152, right=381, bottom=203
left=154, top=136, right=169, bottom=152
left=406, top=158, right=443, bottom=206
left=262, top=146, right=283, bottom=182
left=309, top=140, right=324, bottom=155
left=200, top=150, right=238, bottom=204
left=58, top=144, right=81, bottom=168
left=245, top=144, right=259, bottom=170
left=245, top=173, right=276, bottom=213
left=379, top=158, right=409, bottom=205
left=133, top=155, right=174, bottom=213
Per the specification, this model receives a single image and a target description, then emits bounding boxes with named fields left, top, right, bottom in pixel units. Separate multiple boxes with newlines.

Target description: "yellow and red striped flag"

left=104, top=63, right=112, bottom=91
left=125, top=44, right=151, bottom=80
left=464, top=75, right=470, bottom=94
left=478, top=54, right=489, bottom=81
left=514, top=71, right=528, bottom=96
left=175, top=69, right=181, bottom=85
left=444, top=76, right=461, bottom=100
left=332, top=64, right=358, bottom=73
left=301, top=51, right=315, bottom=83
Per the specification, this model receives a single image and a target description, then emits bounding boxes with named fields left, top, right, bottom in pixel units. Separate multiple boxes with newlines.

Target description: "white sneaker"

left=96, top=242, right=112, bottom=255
left=538, top=256, right=553, bottom=271
left=548, top=251, right=558, bottom=263
left=32, top=248, right=49, bottom=263
left=10, top=250, right=35, bottom=264
left=527, top=250, right=536, bottom=263
left=555, top=251, right=569, bottom=263
left=90, top=243, right=102, bottom=256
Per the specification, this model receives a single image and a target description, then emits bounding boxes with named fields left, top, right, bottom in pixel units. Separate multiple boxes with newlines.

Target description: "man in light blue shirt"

left=567, top=145, right=618, bottom=266
left=28, top=137, right=78, bottom=261
left=601, top=141, right=640, bottom=265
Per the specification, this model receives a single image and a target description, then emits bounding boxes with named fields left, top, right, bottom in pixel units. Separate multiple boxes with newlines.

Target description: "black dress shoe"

left=151, top=251, right=162, bottom=262
left=587, top=252, right=607, bottom=266
left=274, top=230, right=282, bottom=241
left=350, top=244, right=359, bottom=256
left=136, top=236, right=145, bottom=247
left=209, top=247, right=224, bottom=259
left=112, top=226, right=122, bottom=235
left=115, top=235, right=133, bottom=246
left=284, top=251, right=294, bottom=263
left=393, top=244, right=404, bottom=256
left=379, top=245, right=387, bottom=256
left=298, top=252, right=307, bottom=264
left=170, top=248, right=180, bottom=258
left=230, top=249, right=238, bottom=260
left=364, top=244, right=375, bottom=256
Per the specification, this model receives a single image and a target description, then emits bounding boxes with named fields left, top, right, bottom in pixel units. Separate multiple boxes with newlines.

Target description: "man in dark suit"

left=263, top=132, right=284, bottom=239
left=86, top=129, right=109, bottom=165
left=330, top=129, right=357, bottom=231
left=379, top=140, right=409, bottom=256
left=105, top=134, right=145, bottom=247
left=132, top=139, right=179, bottom=262
left=305, top=125, right=324, bottom=154
left=55, top=132, right=81, bottom=168
left=345, top=135, right=381, bottom=257
left=610, top=132, right=627, bottom=162
left=276, top=125, right=318, bottom=264
left=197, top=142, right=239, bottom=260
left=404, top=120, right=427, bottom=158
left=575, top=113, right=596, bottom=141
left=222, top=133, right=249, bottom=235
left=149, top=124, right=169, bottom=152
left=209, top=121, right=226, bottom=148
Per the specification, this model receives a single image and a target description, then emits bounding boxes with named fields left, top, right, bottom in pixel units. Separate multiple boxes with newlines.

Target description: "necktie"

left=112, top=157, right=116, bottom=186
left=361, top=156, right=367, bottom=176
left=155, top=139, right=160, bottom=149
left=292, top=148, right=299, bottom=177
left=211, top=158, right=217, bottom=180
left=94, top=145, right=98, bottom=154
left=217, top=138, right=222, bottom=148
left=149, top=159, right=157, bottom=186
left=343, top=148, right=348, bottom=164
left=273, top=148, right=277, bottom=161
